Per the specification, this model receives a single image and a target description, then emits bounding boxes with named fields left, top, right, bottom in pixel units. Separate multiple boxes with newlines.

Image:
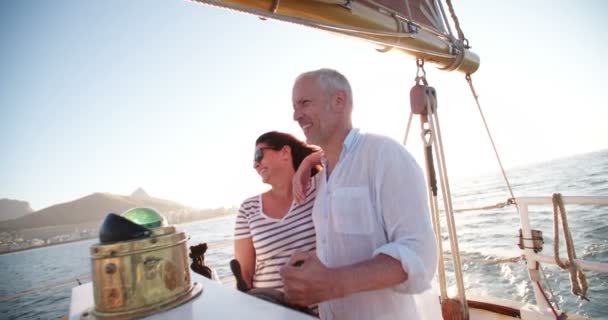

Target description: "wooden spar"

left=191, top=0, right=480, bottom=74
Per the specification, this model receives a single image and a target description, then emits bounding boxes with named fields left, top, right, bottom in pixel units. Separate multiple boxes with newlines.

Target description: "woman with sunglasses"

left=234, top=131, right=321, bottom=304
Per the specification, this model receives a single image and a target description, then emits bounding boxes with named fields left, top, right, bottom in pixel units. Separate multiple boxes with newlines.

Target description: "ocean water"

left=0, top=149, right=606, bottom=319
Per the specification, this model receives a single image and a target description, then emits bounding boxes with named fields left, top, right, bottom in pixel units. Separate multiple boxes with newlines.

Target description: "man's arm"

left=372, top=140, right=437, bottom=293
left=338, top=253, right=407, bottom=295
left=281, top=251, right=406, bottom=306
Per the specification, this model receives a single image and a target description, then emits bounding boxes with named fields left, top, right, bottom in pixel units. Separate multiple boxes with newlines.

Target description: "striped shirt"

left=235, top=183, right=317, bottom=291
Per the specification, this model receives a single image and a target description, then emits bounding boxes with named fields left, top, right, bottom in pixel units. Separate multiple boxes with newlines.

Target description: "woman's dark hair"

left=256, top=131, right=320, bottom=176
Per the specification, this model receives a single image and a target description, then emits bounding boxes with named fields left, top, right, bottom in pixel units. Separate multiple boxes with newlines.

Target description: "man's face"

left=292, top=76, right=333, bottom=145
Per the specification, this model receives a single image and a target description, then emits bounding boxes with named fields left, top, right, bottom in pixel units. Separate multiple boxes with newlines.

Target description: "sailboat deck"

left=69, top=274, right=316, bottom=320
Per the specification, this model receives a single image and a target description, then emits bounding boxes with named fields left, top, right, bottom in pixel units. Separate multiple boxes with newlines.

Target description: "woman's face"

left=253, top=143, right=280, bottom=184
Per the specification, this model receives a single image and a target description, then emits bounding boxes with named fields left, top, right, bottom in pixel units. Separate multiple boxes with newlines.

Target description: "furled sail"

left=191, top=0, right=480, bottom=74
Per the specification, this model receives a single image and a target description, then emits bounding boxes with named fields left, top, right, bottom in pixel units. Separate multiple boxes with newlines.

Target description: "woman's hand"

left=293, top=150, right=323, bottom=204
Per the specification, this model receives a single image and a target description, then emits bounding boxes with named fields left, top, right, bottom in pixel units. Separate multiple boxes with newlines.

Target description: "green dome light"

left=121, top=207, right=168, bottom=228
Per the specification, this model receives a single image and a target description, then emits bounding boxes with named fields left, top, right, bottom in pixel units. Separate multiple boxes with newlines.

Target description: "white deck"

left=69, top=276, right=593, bottom=320
left=69, top=273, right=315, bottom=320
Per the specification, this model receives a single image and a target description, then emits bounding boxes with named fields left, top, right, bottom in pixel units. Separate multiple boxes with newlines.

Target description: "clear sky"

left=1, top=0, right=606, bottom=211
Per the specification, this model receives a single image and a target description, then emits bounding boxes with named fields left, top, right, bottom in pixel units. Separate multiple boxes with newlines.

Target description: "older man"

left=281, top=68, right=439, bottom=320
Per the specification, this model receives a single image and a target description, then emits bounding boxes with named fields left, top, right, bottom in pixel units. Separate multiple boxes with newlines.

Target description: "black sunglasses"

left=254, top=147, right=276, bottom=163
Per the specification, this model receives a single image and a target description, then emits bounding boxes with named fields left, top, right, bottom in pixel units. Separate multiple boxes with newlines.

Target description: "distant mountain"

left=0, top=189, right=191, bottom=231
left=0, top=199, right=34, bottom=222
left=130, top=187, right=177, bottom=204
left=131, top=187, right=150, bottom=199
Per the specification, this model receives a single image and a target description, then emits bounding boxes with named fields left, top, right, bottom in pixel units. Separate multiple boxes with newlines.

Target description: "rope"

left=430, top=110, right=469, bottom=318
left=412, top=60, right=448, bottom=300
left=402, top=112, right=414, bottom=145
left=534, top=262, right=562, bottom=320
left=427, top=159, right=449, bottom=300
left=436, top=0, right=455, bottom=38
left=465, top=75, right=518, bottom=209
left=552, top=193, right=589, bottom=300
left=445, top=0, right=469, bottom=47
left=423, top=75, right=468, bottom=318
left=540, top=264, right=561, bottom=311
left=403, top=0, right=413, bottom=24
left=453, top=198, right=515, bottom=213
left=435, top=0, right=468, bottom=71
left=536, top=282, right=561, bottom=320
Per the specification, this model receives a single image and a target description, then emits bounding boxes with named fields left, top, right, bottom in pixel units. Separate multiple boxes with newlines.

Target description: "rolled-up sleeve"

left=372, top=141, right=437, bottom=294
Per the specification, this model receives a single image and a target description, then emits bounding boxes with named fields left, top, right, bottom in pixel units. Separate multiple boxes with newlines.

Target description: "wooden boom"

left=192, top=0, right=480, bottom=74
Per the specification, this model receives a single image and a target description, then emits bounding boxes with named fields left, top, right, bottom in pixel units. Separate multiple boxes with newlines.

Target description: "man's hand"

left=280, top=251, right=342, bottom=306
left=283, top=253, right=409, bottom=307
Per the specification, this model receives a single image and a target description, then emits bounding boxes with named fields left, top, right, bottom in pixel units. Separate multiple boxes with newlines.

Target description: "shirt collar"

left=320, top=128, right=361, bottom=168
left=342, top=128, right=361, bottom=155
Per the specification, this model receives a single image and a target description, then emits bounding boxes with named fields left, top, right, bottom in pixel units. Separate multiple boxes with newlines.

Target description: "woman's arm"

left=234, top=237, right=256, bottom=289
left=293, top=150, right=323, bottom=204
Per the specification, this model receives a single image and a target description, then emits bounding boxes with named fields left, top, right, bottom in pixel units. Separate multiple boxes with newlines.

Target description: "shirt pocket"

left=330, top=186, right=374, bottom=235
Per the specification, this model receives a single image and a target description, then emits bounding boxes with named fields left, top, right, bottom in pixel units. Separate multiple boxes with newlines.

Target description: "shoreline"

left=0, top=214, right=236, bottom=255
left=0, top=237, right=96, bottom=255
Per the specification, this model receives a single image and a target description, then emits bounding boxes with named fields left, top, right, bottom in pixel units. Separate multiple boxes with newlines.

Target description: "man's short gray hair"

left=296, top=68, right=353, bottom=108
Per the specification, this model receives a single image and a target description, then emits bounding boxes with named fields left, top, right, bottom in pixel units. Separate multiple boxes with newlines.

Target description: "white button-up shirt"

left=313, top=129, right=439, bottom=320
